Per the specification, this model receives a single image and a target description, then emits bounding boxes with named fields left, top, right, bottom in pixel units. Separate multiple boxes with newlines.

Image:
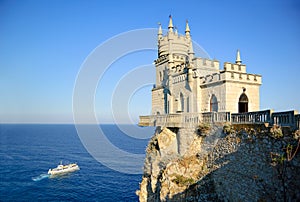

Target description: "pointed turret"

left=235, top=49, right=242, bottom=65
left=185, top=20, right=190, bottom=38
left=186, top=20, right=194, bottom=58
left=158, top=23, right=162, bottom=40
left=168, top=15, right=173, bottom=32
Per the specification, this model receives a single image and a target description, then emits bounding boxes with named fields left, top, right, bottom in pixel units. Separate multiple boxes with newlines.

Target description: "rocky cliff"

left=136, top=124, right=300, bottom=201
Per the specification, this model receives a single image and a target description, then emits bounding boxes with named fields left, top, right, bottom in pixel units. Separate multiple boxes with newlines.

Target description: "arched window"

left=210, top=94, right=218, bottom=112
left=180, top=93, right=184, bottom=112
left=238, top=93, right=248, bottom=113
left=186, top=97, right=189, bottom=113
left=177, top=93, right=184, bottom=113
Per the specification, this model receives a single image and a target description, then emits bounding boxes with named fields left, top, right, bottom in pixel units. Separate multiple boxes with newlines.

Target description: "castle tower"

left=152, top=16, right=195, bottom=115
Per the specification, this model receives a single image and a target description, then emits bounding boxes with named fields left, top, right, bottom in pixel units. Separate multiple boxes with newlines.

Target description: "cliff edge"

left=136, top=124, right=300, bottom=201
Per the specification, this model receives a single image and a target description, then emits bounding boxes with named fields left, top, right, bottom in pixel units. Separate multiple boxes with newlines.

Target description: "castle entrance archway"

left=210, top=94, right=218, bottom=112
left=238, top=93, right=248, bottom=113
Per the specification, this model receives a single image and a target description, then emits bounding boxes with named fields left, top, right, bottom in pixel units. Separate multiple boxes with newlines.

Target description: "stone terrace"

left=139, top=110, right=300, bottom=130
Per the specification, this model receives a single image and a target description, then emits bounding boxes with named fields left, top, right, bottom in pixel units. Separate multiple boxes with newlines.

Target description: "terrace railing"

left=271, top=110, right=299, bottom=130
left=231, top=110, right=272, bottom=124
left=139, top=112, right=230, bottom=127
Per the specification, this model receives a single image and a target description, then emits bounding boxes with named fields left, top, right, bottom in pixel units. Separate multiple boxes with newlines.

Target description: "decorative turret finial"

left=168, top=15, right=173, bottom=32
left=236, top=49, right=242, bottom=65
left=158, top=22, right=162, bottom=39
left=185, top=20, right=190, bottom=35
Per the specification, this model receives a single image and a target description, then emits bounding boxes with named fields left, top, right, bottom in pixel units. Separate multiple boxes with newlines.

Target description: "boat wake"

left=32, top=173, right=50, bottom=182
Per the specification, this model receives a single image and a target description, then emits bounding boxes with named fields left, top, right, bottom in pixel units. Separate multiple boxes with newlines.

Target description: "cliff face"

left=136, top=124, right=300, bottom=201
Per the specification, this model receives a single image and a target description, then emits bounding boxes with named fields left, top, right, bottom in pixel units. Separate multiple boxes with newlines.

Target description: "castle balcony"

left=138, top=112, right=231, bottom=128
left=139, top=110, right=300, bottom=130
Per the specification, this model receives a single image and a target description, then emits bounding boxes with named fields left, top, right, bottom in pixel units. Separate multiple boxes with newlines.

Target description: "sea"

left=0, top=124, right=153, bottom=201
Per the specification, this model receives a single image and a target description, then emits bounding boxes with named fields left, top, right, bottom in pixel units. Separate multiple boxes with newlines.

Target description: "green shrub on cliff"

left=269, top=124, right=283, bottom=139
left=293, top=130, right=300, bottom=140
left=223, top=123, right=235, bottom=135
left=172, top=174, right=195, bottom=187
left=196, top=123, right=211, bottom=136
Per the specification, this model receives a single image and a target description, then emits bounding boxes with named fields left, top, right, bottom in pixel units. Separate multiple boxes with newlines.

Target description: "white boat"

left=48, top=162, right=80, bottom=175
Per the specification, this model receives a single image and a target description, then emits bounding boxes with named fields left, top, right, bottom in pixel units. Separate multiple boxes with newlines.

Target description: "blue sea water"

left=0, top=124, right=152, bottom=201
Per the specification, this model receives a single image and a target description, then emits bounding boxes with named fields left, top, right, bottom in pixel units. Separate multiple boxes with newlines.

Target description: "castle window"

left=187, top=97, right=190, bottom=113
left=231, top=72, right=234, bottom=78
left=238, top=93, right=248, bottom=113
left=176, top=93, right=184, bottom=113
left=180, top=93, right=184, bottom=112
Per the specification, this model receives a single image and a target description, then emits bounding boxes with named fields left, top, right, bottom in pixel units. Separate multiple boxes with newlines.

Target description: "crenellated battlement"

left=224, top=62, right=246, bottom=73
left=193, top=58, right=220, bottom=70
left=198, top=71, right=261, bottom=86
left=158, top=34, right=190, bottom=57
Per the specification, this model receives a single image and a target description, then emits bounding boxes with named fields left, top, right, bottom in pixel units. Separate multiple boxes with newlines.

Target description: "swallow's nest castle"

left=151, top=16, right=261, bottom=116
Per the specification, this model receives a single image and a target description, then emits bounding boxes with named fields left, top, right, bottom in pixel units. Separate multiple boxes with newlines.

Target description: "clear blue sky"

left=1, top=0, right=299, bottom=123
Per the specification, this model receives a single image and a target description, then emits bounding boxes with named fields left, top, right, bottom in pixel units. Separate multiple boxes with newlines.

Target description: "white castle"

left=139, top=16, right=267, bottom=128
left=151, top=16, right=261, bottom=116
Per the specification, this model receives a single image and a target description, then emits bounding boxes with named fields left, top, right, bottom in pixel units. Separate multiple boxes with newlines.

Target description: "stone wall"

left=137, top=124, right=300, bottom=201
left=176, top=127, right=195, bottom=155
left=209, top=128, right=300, bottom=201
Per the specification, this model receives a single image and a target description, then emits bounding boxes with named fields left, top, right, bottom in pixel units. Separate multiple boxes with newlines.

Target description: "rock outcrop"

left=137, top=124, right=300, bottom=201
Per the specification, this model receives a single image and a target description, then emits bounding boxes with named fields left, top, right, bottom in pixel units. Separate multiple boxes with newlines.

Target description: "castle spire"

left=158, top=22, right=162, bottom=39
left=168, top=15, right=173, bottom=32
left=185, top=20, right=190, bottom=37
left=235, top=49, right=242, bottom=65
